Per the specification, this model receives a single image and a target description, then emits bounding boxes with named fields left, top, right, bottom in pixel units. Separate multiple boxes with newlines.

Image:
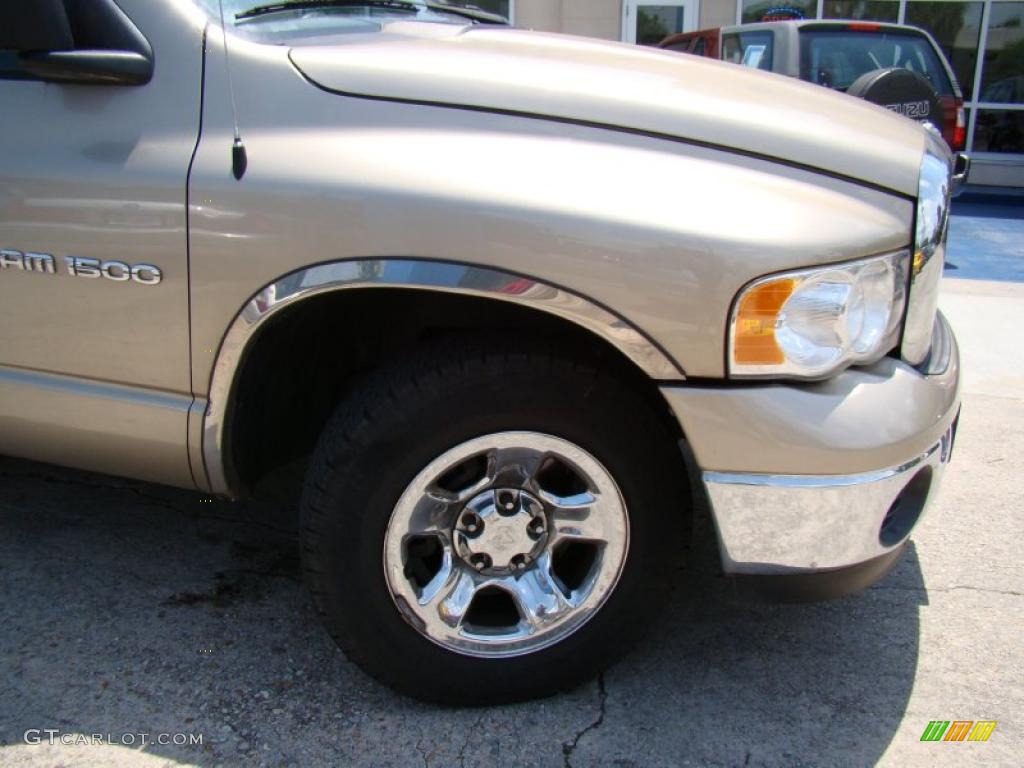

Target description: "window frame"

left=622, top=0, right=701, bottom=45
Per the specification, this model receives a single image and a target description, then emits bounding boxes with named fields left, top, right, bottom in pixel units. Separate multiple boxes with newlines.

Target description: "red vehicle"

left=663, top=26, right=721, bottom=59
left=659, top=20, right=966, bottom=151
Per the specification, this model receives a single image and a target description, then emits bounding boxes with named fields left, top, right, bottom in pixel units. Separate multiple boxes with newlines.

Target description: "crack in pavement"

left=874, top=583, right=1023, bottom=598
left=562, top=673, right=607, bottom=768
left=457, top=715, right=483, bottom=768
left=415, top=732, right=434, bottom=768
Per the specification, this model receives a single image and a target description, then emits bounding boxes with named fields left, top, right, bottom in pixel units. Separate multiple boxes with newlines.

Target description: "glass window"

left=194, top=0, right=511, bottom=42
left=973, top=109, right=1024, bottom=151
left=799, top=28, right=955, bottom=93
left=741, top=0, right=815, bottom=24
left=722, top=30, right=775, bottom=70
left=822, top=1, right=900, bottom=23
left=442, top=1, right=511, bottom=19
left=636, top=6, right=687, bottom=46
left=904, top=1, right=983, bottom=100
left=664, top=40, right=691, bottom=52
left=979, top=1, right=1024, bottom=104
left=206, top=0, right=514, bottom=15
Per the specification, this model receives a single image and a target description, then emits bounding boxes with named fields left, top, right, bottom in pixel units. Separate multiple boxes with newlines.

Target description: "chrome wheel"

left=383, top=432, right=629, bottom=658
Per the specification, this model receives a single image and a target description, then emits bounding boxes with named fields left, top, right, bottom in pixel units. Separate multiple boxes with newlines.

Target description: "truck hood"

left=289, top=25, right=925, bottom=196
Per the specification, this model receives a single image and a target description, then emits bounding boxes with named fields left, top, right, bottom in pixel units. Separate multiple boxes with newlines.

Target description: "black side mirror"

left=0, top=0, right=75, bottom=52
left=19, top=50, right=153, bottom=86
left=1, top=0, right=154, bottom=86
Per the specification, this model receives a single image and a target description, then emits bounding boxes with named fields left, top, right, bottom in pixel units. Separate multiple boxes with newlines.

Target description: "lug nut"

left=460, top=512, right=482, bottom=536
left=510, top=554, right=531, bottom=571
left=469, top=553, right=492, bottom=571
left=497, top=490, right=517, bottom=514
left=528, top=518, right=546, bottom=535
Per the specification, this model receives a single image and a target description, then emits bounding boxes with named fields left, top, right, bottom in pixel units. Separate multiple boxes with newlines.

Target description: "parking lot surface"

left=947, top=189, right=1024, bottom=282
left=2, top=201, right=1022, bottom=768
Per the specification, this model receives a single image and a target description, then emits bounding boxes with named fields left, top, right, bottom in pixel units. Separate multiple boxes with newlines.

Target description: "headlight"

left=729, top=252, right=909, bottom=379
left=902, top=133, right=953, bottom=365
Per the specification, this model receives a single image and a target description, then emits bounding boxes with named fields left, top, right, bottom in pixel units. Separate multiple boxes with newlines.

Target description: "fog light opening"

left=879, top=466, right=933, bottom=547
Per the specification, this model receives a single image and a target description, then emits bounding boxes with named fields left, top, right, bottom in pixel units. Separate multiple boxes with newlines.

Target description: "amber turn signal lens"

left=732, top=278, right=794, bottom=365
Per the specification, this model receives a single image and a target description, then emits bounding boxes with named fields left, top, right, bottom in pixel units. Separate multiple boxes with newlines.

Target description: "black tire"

left=300, top=338, right=689, bottom=704
left=846, top=67, right=943, bottom=134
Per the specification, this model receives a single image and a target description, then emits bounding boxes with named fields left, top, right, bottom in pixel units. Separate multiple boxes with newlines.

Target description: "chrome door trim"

left=201, top=259, right=683, bottom=495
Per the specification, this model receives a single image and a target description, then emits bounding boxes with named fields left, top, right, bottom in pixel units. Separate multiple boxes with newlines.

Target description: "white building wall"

left=516, top=0, right=624, bottom=40
left=516, top=1, right=739, bottom=39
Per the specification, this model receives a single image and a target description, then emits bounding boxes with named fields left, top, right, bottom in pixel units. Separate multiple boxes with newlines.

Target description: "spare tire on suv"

left=846, top=67, right=942, bottom=134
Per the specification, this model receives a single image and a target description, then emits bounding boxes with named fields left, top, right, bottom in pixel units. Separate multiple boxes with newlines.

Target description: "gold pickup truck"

left=0, top=0, right=962, bottom=704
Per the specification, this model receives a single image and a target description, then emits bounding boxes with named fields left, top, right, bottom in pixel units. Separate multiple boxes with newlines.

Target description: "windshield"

left=798, top=29, right=950, bottom=96
left=193, top=1, right=508, bottom=43
left=799, top=30, right=953, bottom=96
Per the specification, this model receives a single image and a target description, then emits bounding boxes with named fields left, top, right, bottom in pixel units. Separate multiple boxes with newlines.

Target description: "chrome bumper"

left=703, top=423, right=955, bottom=574
left=662, top=313, right=960, bottom=579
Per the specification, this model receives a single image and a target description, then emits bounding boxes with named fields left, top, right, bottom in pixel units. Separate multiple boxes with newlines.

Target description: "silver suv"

left=0, top=0, right=961, bottom=704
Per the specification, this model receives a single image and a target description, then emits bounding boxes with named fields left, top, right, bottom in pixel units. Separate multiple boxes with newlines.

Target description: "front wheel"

left=300, top=340, right=689, bottom=704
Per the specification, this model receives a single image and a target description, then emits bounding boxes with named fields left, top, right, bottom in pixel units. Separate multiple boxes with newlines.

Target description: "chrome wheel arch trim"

left=201, top=258, right=683, bottom=495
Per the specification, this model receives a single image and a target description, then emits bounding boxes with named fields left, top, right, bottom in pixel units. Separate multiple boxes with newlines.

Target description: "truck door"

left=0, top=0, right=205, bottom=486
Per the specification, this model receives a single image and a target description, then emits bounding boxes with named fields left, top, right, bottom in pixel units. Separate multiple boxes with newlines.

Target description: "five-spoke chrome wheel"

left=384, top=432, right=629, bottom=658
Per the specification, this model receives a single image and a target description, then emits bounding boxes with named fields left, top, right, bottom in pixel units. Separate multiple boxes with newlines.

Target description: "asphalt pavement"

left=1, top=190, right=1022, bottom=768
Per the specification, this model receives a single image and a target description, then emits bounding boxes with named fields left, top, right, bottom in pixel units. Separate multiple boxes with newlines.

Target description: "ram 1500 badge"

left=0, top=249, right=162, bottom=283
left=0, top=0, right=963, bottom=704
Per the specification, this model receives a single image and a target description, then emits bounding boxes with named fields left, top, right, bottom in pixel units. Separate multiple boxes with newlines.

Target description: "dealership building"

left=469, top=0, right=1024, bottom=187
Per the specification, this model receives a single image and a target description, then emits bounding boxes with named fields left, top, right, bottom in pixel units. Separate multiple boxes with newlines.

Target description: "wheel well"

left=224, top=289, right=682, bottom=502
